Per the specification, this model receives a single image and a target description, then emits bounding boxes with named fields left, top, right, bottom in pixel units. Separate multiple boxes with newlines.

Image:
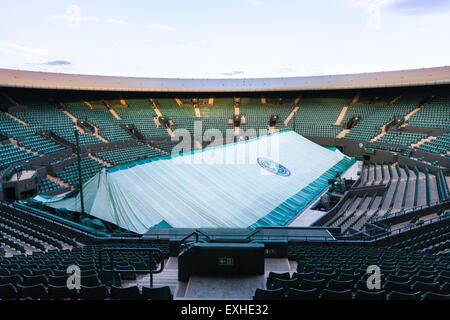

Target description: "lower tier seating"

left=253, top=245, right=450, bottom=300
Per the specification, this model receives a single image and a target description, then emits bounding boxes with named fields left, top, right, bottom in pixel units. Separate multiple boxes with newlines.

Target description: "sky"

left=0, top=0, right=450, bottom=79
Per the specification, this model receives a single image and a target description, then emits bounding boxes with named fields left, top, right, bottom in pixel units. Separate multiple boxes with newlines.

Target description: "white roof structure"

left=0, top=66, right=449, bottom=92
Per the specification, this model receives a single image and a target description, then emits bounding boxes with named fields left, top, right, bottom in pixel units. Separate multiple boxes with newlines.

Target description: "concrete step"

left=283, top=106, right=299, bottom=126
left=4, top=111, right=28, bottom=125
left=61, top=108, right=109, bottom=143
left=336, top=128, right=350, bottom=139
left=334, top=106, right=348, bottom=126
left=9, top=137, right=39, bottom=156
left=410, top=135, right=436, bottom=148
left=47, top=174, right=72, bottom=189
left=89, top=153, right=113, bottom=167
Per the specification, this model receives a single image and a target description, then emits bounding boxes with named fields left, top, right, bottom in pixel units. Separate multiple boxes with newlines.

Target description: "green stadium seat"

left=252, top=288, right=285, bottom=300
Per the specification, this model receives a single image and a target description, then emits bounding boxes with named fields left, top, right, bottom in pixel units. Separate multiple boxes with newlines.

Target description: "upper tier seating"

left=0, top=144, right=37, bottom=171
left=240, top=98, right=293, bottom=132
left=289, top=95, right=351, bottom=138
left=0, top=112, right=65, bottom=155
left=56, top=157, right=105, bottom=186
left=342, top=91, right=428, bottom=142
left=63, top=100, right=132, bottom=142
left=407, top=93, right=450, bottom=129
left=95, top=145, right=166, bottom=166
left=8, top=98, right=102, bottom=146
left=157, top=98, right=197, bottom=136
left=199, top=98, right=234, bottom=134
left=112, top=99, right=167, bottom=138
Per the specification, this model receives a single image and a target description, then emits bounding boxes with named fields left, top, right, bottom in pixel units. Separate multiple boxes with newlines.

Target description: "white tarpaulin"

left=35, top=130, right=354, bottom=234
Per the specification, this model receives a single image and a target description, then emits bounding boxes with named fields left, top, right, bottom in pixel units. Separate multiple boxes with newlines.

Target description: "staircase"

left=283, top=106, right=299, bottom=126
left=389, top=93, right=404, bottom=105
left=151, top=99, right=174, bottom=137
left=397, top=106, right=421, bottom=129
left=9, top=137, right=39, bottom=156
left=194, top=107, right=201, bottom=118
left=404, top=107, right=421, bottom=121
left=334, top=106, right=349, bottom=126
left=89, top=153, right=112, bottom=167
left=352, top=93, right=360, bottom=104
left=369, top=121, right=391, bottom=143
left=83, top=100, right=94, bottom=109
left=150, top=144, right=170, bottom=155
left=47, top=174, right=72, bottom=189
left=61, top=108, right=109, bottom=143
left=1, top=92, right=19, bottom=106
left=103, top=101, right=122, bottom=120
left=410, top=136, right=436, bottom=148
left=336, top=129, right=350, bottom=139
left=4, top=112, right=28, bottom=126
left=61, top=109, right=86, bottom=133
left=234, top=98, right=240, bottom=116
left=398, top=95, right=436, bottom=129
left=108, top=107, right=122, bottom=120
left=234, top=98, right=240, bottom=135
left=150, top=100, right=163, bottom=117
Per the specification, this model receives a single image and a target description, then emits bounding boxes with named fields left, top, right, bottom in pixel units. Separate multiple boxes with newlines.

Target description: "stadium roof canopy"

left=0, top=66, right=449, bottom=93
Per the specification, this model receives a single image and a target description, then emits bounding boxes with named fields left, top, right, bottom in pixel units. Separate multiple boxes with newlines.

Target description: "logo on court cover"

left=257, top=157, right=291, bottom=177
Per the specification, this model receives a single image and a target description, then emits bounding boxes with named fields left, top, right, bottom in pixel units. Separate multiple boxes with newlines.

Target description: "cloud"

left=0, top=41, right=73, bottom=70
left=44, top=60, right=72, bottom=66
left=48, top=7, right=174, bottom=32
left=147, top=22, right=177, bottom=31
left=270, top=66, right=329, bottom=76
left=7, top=44, right=49, bottom=56
left=105, top=18, right=136, bottom=27
left=0, top=42, right=50, bottom=61
left=220, top=71, right=244, bottom=76
left=271, top=67, right=301, bottom=75
left=247, top=0, right=263, bottom=5
left=387, top=0, right=450, bottom=14
left=49, top=13, right=136, bottom=27
left=47, top=13, right=98, bottom=23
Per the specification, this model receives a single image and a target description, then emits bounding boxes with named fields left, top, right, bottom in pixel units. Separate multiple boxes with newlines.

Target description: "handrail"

left=6, top=199, right=448, bottom=244
left=372, top=200, right=449, bottom=223
left=10, top=201, right=140, bottom=239
left=98, top=247, right=164, bottom=287
left=370, top=214, right=450, bottom=241
left=340, top=212, right=450, bottom=241
left=180, top=231, right=199, bottom=245
left=195, top=229, right=212, bottom=241
left=245, top=229, right=261, bottom=240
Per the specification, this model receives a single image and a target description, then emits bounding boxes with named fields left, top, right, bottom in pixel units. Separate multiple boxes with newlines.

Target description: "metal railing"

left=371, top=200, right=449, bottom=223
left=180, top=231, right=200, bottom=246
left=9, top=199, right=448, bottom=246
left=370, top=214, right=450, bottom=241
left=98, top=247, right=164, bottom=288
